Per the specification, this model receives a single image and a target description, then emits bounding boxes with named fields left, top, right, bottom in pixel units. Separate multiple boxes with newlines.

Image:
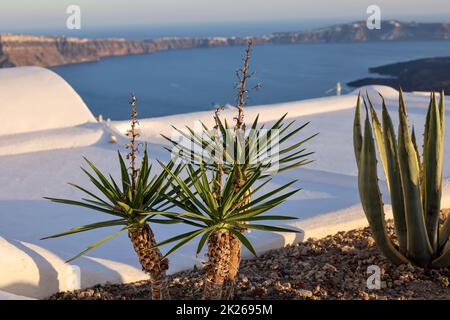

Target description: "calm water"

left=52, top=41, right=450, bottom=120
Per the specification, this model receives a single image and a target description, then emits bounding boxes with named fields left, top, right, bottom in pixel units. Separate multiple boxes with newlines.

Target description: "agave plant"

left=157, top=162, right=301, bottom=300
left=43, top=96, right=184, bottom=299
left=354, top=90, right=450, bottom=268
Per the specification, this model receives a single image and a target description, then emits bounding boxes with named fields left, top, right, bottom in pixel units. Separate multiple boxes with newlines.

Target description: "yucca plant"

left=164, top=41, right=316, bottom=298
left=165, top=113, right=315, bottom=298
left=43, top=95, right=184, bottom=299
left=156, top=162, right=301, bottom=300
left=354, top=90, right=450, bottom=268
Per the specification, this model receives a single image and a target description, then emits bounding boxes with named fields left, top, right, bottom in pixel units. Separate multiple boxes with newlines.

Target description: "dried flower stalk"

left=234, top=39, right=253, bottom=131
left=126, top=94, right=140, bottom=193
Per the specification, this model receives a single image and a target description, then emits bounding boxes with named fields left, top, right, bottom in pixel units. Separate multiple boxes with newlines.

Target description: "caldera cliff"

left=1, top=20, right=449, bottom=68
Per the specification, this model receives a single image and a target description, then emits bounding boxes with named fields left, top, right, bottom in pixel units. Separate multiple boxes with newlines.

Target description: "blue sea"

left=50, top=29, right=450, bottom=120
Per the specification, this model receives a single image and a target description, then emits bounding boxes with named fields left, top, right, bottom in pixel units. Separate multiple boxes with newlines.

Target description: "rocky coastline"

left=1, top=20, right=450, bottom=68
left=348, top=56, right=450, bottom=92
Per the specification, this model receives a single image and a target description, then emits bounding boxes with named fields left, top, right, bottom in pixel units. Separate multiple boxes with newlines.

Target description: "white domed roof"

left=0, top=67, right=95, bottom=136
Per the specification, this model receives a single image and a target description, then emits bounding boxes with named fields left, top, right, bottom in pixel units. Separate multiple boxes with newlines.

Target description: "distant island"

left=1, top=20, right=450, bottom=68
left=347, top=57, right=450, bottom=92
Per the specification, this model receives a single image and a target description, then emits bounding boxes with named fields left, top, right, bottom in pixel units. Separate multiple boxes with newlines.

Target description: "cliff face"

left=0, top=39, right=13, bottom=68
left=1, top=20, right=449, bottom=68
left=271, top=21, right=450, bottom=44
left=0, top=35, right=246, bottom=68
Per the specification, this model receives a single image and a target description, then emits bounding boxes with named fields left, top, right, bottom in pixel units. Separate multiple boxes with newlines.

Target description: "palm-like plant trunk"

left=223, top=185, right=251, bottom=300
left=223, top=234, right=241, bottom=299
left=129, top=224, right=170, bottom=300
left=203, top=231, right=231, bottom=300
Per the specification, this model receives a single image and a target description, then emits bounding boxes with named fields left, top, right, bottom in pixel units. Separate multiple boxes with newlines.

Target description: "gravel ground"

left=50, top=215, right=450, bottom=300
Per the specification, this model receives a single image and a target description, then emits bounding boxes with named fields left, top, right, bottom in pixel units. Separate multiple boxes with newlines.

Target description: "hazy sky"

left=1, top=0, right=449, bottom=31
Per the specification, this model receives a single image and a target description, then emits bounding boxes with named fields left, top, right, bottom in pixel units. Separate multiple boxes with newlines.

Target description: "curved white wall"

left=0, top=67, right=96, bottom=136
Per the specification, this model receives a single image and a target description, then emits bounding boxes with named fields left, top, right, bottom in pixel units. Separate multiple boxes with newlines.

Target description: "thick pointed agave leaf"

left=397, top=90, right=433, bottom=267
left=155, top=163, right=301, bottom=258
left=355, top=102, right=408, bottom=265
left=422, top=93, right=444, bottom=254
left=43, top=148, right=185, bottom=262
left=379, top=95, right=407, bottom=254
left=361, top=93, right=408, bottom=254
left=353, top=94, right=363, bottom=167
left=365, top=94, right=389, bottom=188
